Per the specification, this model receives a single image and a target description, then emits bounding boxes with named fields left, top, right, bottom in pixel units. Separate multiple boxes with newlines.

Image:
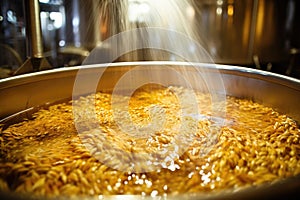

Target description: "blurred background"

left=0, top=0, right=299, bottom=79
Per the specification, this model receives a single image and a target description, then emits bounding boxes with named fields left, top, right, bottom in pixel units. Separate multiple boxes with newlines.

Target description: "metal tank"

left=193, top=0, right=299, bottom=66
left=0, top=61, right=300, bottom=199
left=1, top=0, right=299, bottom=75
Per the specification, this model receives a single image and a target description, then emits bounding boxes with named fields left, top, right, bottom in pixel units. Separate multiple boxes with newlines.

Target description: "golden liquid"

left=0, top=86, right=299, bottom=197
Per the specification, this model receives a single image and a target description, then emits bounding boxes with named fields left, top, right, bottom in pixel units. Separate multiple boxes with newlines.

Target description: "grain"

left=0, top=85, right=300, bottom=198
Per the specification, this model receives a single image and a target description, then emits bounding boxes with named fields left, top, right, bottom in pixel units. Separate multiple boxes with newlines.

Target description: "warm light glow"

left=216, top=7, right=222, bottom=15
left=186, top=5, right=195, bottom=19
left=217, top=0, right=223, bottom=6
left=242, top=2, right=251, bottom=47
left=227, top=5, right=234, bottom=16
left=256, top=0, right=265, bottom=41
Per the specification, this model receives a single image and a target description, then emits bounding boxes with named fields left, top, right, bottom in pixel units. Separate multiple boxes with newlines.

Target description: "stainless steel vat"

left=1, top=61, right=300, bottom=121
left=0, top=61, right=300, bottom=199
left=194, top=0, right=300, bottom=65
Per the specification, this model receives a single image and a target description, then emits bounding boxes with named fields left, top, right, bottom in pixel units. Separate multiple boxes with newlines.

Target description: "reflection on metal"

left=13, top=57, right=51, bottom=75
left=194, top=0, right=299, bottom=66
left=227, top=5, right=234, bottom=16
left=216, top=7, right=222, bottom=15
left=0, top=0, right=26, bottom=73
left=13, top=0, right=52, bottom=75
left=247, top=0, right=258, bottom=64
left=27, top=0, right=44, bottom=58
left=252, top=0, right=299, bottom=64
left=1, top=0, right=299, bottom=75
left=64, top=0, right=100, bottom=50
left=286, top=48, right=300, bottom=75
left=255, top=0, right=265, bottom=43
left=58, top=46, right=89, bottom=57
left=194, top=0, right=255, bottom=64
left=0, top=44, right=23, bottom=66
left=253, top=55, right=261, bottom=70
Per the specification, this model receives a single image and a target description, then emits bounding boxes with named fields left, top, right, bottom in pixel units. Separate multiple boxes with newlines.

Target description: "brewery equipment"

left=0, top=0, right=299, bottom=77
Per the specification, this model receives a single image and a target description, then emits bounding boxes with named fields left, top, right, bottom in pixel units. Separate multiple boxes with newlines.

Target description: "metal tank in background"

left=36, top=0, right=100, bottom=68
left=0, top=0, right=26, bottom=78
left=192, top=0, right=299, bottom=75
left=0, top=0, right=299, bottom=77
left=0, top=0, right=101, bottom=77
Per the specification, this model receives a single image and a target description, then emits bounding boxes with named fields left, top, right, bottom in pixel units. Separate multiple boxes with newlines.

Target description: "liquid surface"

left=0, top=86, right=300, bottom=198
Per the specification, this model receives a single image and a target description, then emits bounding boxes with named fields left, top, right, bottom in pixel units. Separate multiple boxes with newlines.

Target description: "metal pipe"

left=25, top=0, right=44, bottom=58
